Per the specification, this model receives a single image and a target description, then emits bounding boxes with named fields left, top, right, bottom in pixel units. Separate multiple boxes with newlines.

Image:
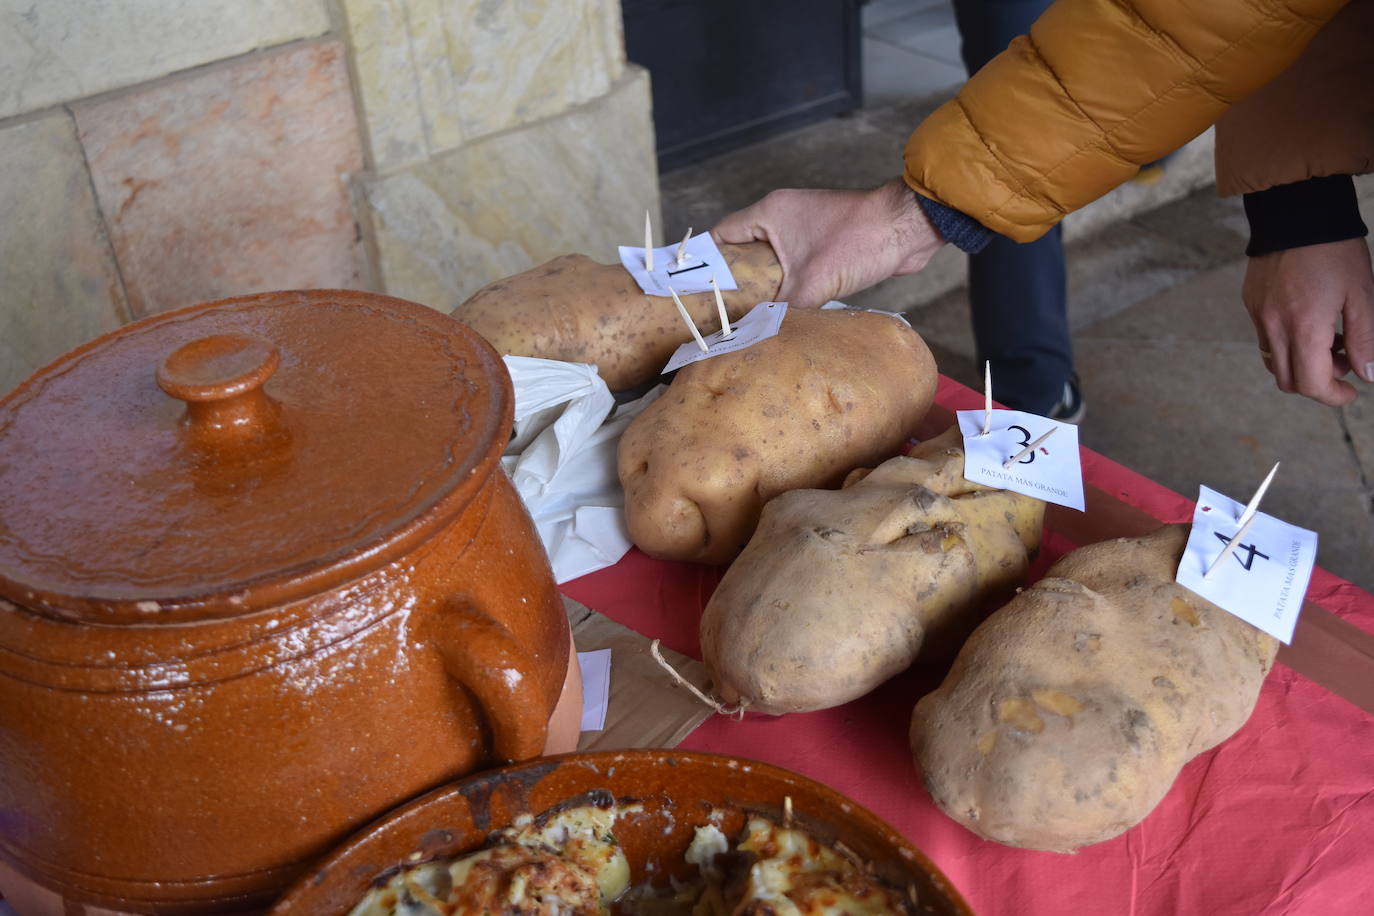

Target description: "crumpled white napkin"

left=501, top=356, right=662, bottom=584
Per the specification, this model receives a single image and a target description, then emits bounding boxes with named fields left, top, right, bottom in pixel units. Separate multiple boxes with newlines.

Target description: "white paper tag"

left=819, top=299, right=913, bottom=327
left=956, top=409, right=1086, bottom=511
left=618, top=232, right=739, bottom=297
left=661, top=301, right=787, bottom=374
left=577, top=648, right=612, bottom=731
left=1176, top=485, right=1317, bottom=644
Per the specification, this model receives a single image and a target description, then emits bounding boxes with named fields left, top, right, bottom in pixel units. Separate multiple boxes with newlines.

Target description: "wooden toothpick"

left=669, top=287, right=709, bottom=352
left=982, top=360, right=993, bottom=436
left=711, top=274, right=731, bottom=337
left=1003, top=426, right=1057, bottom=469
left=1205, top=461, right=1280, bottom=580
left=644, top=210, right=654, bottom=272
left=676, top=226, right=693, bottom=268
left=1237, top=461, right=1280, bottom=528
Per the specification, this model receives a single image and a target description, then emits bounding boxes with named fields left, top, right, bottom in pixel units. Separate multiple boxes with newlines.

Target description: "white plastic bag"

left=501, top=356, right=662, bottom=584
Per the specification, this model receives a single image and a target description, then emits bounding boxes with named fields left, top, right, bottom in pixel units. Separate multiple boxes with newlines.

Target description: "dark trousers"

left=951, top=0, right=1071, bottom=413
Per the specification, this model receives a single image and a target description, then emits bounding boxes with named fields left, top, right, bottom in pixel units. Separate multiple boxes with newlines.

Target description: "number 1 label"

left=619, top=232, right=738, bottom=297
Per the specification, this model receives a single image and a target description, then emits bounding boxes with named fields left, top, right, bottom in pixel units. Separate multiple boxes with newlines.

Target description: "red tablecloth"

left=563, top=377, right=1374, bottom=916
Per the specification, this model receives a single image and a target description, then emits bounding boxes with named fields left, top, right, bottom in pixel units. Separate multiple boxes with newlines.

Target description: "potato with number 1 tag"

left=453, top=242, right=782, bottom=390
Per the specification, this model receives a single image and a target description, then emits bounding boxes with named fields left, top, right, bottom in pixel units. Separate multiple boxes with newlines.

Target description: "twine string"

left=649, top=639, right=748, bottom=719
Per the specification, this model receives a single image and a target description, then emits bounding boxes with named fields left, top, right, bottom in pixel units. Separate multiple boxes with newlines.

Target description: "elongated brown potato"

left=618, top=308, right=938, bottom=566
left=911, top=525, right=1279, bottom=852
left=700, top=426, right=1045, bottom=715
left=451, top=242, right=783, bottom=390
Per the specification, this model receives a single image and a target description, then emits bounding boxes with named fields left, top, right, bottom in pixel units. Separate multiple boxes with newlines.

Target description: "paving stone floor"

left=660, top=90, right=1374, bottom=592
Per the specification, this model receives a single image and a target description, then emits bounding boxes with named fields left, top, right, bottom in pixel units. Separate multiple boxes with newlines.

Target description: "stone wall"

left=0, top=0, right=659, bottom=394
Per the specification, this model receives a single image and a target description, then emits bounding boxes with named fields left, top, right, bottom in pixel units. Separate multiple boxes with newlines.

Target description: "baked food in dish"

left=347, top=793, right=916, bottom=914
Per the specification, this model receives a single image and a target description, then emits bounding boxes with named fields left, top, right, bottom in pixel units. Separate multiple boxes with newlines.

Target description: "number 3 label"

left=956, top=409, right=1085, bottom=511
left=1007, top=424, right=1036, bottom=465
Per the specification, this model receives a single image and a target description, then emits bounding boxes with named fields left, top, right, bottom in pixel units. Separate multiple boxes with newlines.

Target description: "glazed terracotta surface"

left=0, top=291, right=570, bottom=914
left=270, top=750, right=974, bottom=916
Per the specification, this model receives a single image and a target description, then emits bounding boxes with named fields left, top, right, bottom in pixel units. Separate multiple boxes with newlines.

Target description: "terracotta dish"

left=270, top=749, right=974, bottom=915
left=0, top=290, right=578, bottom=914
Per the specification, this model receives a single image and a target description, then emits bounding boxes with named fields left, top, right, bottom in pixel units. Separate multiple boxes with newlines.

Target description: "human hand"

left=1243, top=238, right=1374, bottom=407
left=712, top=178, right=945, bottom=308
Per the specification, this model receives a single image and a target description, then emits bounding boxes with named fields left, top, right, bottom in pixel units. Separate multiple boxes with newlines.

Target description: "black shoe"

left=1048, top=374, right=1086, bottom=424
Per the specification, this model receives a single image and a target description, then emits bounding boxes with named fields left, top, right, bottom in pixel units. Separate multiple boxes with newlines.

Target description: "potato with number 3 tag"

left=700, top=425, right=1044, bottom=715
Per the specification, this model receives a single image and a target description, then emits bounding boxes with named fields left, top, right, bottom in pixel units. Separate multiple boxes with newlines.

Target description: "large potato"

left=451, top=242, right=782, bottom=390
left=617, top=309, right=937, bottom=565
left=700, top=426, right=1045, bottom=715
left=911, top=525, right=1279, bottom=852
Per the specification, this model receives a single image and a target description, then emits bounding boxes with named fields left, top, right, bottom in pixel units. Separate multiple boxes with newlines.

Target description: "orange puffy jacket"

left=1215, top=0, right=1374, bottom=195
left=902, top=0, right=1353, bottom=243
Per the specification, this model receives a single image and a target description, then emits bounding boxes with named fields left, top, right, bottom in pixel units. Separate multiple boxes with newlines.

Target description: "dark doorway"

left=623, top=0, right=863, bottom=171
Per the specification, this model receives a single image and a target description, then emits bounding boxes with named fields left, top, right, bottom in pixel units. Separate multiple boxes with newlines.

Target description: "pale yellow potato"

left=700, top=426, right=1045, bottom=714
left=451, top=242, right=783, bottom=390
left=617, top=308, right=937, bottom=565
left=910, top=525, right=1280, bottom=852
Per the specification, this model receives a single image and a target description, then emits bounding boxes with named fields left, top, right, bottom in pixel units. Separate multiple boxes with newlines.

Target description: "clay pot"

left=0, top=290, right=579, bottom=914
left=270, top=750, right=975, bottom=915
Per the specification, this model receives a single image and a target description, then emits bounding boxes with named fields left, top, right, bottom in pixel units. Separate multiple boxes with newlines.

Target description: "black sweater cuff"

left=1243, top=175, right=1368, bottom=257
left=915, top=194, right=996, bottom=254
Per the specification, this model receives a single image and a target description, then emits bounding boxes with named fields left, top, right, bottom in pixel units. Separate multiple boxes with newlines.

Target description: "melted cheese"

left=684, top=824, right=728, bottom=872
left=348, top=802, right=628, bottom=916
left=728, top=818, right=910, bottom=916
left=509, top=801, right=631, bottom=902
left=349, top=804, right=909, bottom=916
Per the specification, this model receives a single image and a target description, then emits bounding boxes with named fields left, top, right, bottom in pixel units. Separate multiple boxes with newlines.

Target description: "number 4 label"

left=1176, top=484, right=1318, bottom=644
left=1212, top=532, right=1269, bottom=571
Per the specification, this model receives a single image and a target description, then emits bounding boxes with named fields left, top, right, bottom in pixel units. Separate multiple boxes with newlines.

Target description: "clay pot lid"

left=0, top=289, right=511, bottom=624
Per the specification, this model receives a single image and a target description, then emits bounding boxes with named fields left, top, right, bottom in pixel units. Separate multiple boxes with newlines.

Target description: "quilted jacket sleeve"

left=903, top=0, right=1351, bottom=242
left=1214, top=0, right=1374, bottom=196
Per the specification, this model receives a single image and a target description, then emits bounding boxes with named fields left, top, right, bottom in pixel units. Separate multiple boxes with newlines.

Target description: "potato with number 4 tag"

left=911, top=525, right=1279, bottom=852
left=453, top=242, right=782, bottom=390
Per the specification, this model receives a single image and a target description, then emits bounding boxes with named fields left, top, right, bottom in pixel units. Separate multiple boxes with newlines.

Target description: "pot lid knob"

left=157, top=333, right=279, bottom=402
left=156, top=334, right=281, bottom=436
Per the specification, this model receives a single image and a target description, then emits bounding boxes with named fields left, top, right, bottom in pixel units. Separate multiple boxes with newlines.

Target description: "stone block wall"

left=0, top=1, right=660, bottom=394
